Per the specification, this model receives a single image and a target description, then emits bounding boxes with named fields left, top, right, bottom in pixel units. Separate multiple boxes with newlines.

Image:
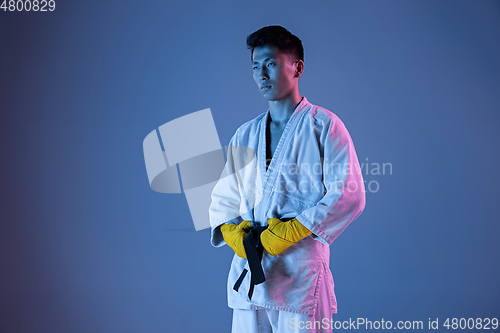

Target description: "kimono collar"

left=291, top=96, right=312, bottom=120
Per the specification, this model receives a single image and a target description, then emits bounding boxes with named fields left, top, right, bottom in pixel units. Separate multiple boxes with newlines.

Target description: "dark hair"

left=246, top=25, right=304, bottom=64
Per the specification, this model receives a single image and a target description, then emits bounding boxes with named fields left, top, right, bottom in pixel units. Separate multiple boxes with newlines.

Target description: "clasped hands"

left=220, top=218, right=312, bottom=258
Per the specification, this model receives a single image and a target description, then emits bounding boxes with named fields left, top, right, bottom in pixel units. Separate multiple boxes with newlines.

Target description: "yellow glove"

left=260, top=218, right=312, bottom=256
left=220, top=220, right=252, bottom=258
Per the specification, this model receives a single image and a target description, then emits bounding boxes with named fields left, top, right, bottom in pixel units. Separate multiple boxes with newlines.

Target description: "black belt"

left=233, top=225, right=268, bottom=300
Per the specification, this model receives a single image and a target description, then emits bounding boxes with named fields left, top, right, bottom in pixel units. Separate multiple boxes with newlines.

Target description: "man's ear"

left=294, top=60, right=304, bottom=78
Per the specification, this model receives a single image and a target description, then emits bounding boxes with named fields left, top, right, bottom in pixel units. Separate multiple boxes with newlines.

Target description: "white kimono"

left=209, top=96, right=366, bottom=316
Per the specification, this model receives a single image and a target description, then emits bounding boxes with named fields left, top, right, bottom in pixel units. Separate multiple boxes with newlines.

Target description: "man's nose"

left=258, top=67, right=269, bottom=80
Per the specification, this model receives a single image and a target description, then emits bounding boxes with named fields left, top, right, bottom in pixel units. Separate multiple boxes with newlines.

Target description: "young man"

left=209, top=25, right=366, bottom=333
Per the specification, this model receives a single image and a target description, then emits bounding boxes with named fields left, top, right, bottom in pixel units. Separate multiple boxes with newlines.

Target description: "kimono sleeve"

left=209, top=132, right=243, bottom=247
left=294, top=116, right=366, bottom=246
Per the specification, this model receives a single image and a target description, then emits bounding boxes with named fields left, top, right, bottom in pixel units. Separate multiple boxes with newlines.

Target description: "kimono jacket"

left=209, top=96, right=366, bottom=316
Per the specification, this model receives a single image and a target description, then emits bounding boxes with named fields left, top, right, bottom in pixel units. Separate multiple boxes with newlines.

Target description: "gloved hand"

left=260, top=218, right=312, bottom=256
left=220, top=220, right=252, bottom=258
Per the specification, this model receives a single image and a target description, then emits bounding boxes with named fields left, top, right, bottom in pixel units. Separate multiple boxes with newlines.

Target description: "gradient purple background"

left=1, top=1, right=499, bottom=332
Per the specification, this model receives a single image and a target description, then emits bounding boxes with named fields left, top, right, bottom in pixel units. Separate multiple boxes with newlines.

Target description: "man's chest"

left=266, top=122, right=287, bottom=166
left=270, top=125, right=286, bottom=154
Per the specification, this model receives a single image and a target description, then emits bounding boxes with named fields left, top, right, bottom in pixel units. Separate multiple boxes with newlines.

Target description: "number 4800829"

left=1, top=0, right=56, bottom=11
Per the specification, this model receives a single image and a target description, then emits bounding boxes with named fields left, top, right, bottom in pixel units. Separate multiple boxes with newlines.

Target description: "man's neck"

left=268, top=91, right=303, bottom=126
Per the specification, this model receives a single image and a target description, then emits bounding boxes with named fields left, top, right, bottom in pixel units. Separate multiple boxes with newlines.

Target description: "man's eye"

left=268, top=63, right=275, bottom=67
left=253, top=66, right=258, bottom=70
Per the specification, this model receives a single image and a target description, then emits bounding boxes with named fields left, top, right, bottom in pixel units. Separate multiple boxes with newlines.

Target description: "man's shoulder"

left=304, top=102, right=343, bottom=126
left=233, top=111, right=267, bottom=137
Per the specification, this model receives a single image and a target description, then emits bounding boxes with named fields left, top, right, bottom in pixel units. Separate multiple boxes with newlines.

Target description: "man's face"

left=252, top=45, right=299, bottom=101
